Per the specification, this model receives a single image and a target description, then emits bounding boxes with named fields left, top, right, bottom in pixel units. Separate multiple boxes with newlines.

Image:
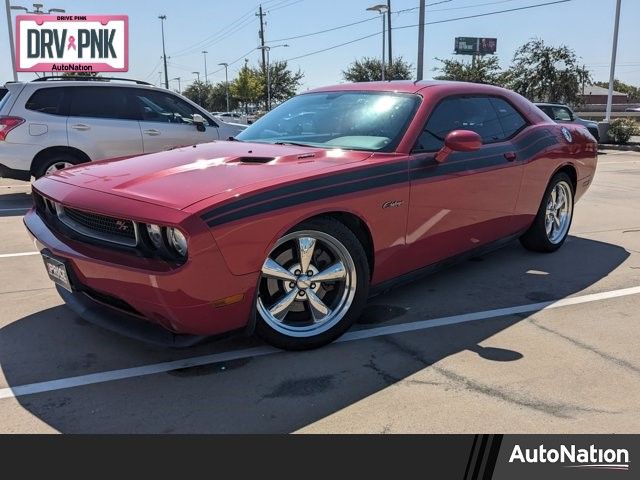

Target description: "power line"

left=395, top=0, right=521, bottom=15
left=393, top=0, right=572, bottom=32
left=285, top=32, right=381, bottom=62
left=169, top=0, right=283, bottom=58
left=269, top=17, right=378, bottom=43
left=267, top=0, right=306, bottom=12
left=283, top=0, right=573, bottom=64
left=268, top=0, right=450, bottom=44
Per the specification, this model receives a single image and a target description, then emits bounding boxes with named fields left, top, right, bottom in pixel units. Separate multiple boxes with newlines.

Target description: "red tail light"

left=0, top=116, right=25, bottom=141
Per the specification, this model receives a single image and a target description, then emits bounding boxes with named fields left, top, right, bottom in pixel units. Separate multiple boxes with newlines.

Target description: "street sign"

left=16, top=15, right=129, bottom=73
left=454, top=37, right=497, bottom=56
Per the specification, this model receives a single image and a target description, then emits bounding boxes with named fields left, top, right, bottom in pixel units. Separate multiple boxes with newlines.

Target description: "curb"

left=598, top=144, right=640, bottom=152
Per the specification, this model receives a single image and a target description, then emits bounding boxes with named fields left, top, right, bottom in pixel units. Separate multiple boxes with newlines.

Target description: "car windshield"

left=236, top=91, right=420, bottom=151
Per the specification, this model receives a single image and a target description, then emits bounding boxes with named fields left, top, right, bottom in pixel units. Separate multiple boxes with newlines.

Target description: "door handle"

left=143, top=129, right=161, bottom=136
left=504, top=151, right=517, bottom=161
left=70, top=123, right=90, bottom=131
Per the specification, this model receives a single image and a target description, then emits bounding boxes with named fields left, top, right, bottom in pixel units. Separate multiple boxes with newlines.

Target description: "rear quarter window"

left=25, top=87, right=69, bottom=115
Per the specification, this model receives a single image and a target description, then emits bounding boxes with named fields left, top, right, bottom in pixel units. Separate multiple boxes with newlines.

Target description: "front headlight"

left=146, top=224, right=163, bottom=248
left=167, top=227, right=188, bottom=257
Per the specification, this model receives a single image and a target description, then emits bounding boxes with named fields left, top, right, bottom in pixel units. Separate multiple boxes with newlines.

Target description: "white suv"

left=0, top=77, right=246, bottom=180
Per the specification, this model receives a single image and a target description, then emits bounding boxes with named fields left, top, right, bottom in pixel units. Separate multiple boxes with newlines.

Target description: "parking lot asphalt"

left=0, top=150, right=639, bottom=433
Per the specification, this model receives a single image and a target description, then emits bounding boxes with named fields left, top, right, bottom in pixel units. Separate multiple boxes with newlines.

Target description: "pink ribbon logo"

left=67, top=36, right=77, bottom=50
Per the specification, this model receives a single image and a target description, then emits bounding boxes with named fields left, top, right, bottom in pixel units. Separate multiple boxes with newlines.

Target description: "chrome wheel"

left=45, top=161, right=73, bottom=175
left=544, top=180, right=573, bottom=244
left=257, top=230, right=357, bottom=338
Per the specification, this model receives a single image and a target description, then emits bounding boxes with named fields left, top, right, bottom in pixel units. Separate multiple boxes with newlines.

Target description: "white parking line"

left=0, top=252, right=39, bottom=259
left=0, top=208, right=29, bottom=212
left=1, top=285, right=639, bottom=400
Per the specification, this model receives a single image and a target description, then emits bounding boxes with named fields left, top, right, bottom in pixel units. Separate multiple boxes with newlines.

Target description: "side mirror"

left=435, top=130, right=482, bottom=163
left=192, top=113, right=206, bottom=132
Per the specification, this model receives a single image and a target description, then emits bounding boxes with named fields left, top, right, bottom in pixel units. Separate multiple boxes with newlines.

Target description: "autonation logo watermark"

left=509, top=444, right=630, bottom=471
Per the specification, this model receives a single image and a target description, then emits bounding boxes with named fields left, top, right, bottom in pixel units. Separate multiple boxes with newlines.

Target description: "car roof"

left=534, top=102, right=569, bottom=108
left=306, top=80, right=512, bottom=95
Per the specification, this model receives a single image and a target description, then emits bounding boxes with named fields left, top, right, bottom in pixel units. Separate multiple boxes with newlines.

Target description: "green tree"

left=230, top=65, right=263, bottom=113
left=502, top=39, right=591, bottom=104
left=207, top=81, right=239, bottom=112
left=434, top=55, right=503, bottom=85
left=342, top=56, right=413, bottom=82
left=257, top=60, right=304, bottom=106
left=182, top=80, right=214, bottom=110
left=593, top=79, right=640, bottom=102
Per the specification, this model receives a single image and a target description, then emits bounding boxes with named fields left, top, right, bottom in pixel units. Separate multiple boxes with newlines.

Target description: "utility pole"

left=219, top=62, right=230, bottom=112
left=387, top=0, right=392, bottom=71
left=605, top=0, right=622, bottom=123
left=202, top=51, right=208, bottom=83
left=159, top=15, right=169, bottom=89
left=416, top=0, right=425, bottom=80
left=192, top=71, right=200, bottom=82
left=256, top=5, right=266, bottom=72
left=256, top=4, right=267, bottom=108
left=5, top=0, right=17, bottom=81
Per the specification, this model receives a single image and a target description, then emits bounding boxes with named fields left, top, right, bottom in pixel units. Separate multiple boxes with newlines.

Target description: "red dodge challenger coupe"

left=24, top=81, right=598, bottom=350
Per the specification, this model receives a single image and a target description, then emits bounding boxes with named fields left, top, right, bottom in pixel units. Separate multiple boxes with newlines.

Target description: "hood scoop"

left=232, top=156, right=276, bottom=164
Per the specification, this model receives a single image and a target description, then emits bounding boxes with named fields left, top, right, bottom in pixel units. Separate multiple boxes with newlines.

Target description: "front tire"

left=520, top=172, right=574, bottom=252
left=256, top=218, right=370, bottom=350
left=33, top=152, right=82, bottom=179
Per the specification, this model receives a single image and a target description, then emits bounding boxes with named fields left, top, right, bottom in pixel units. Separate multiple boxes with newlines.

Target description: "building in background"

left=581, top=85, right=628, bottom=105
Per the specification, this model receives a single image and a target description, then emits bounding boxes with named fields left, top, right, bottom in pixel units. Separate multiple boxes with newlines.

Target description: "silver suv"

left=0, top=77, right=245, bottom=180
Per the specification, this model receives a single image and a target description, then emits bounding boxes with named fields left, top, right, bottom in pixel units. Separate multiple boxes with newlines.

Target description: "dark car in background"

left=535, top=103, right=600, bottom=142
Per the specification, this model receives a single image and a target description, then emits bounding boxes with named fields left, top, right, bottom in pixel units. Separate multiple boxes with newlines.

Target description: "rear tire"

left=33, top=152, right=83, bottom=179
left=520, top=172, right=574, bottom=253
left=256, top=218, right=370, bottom=350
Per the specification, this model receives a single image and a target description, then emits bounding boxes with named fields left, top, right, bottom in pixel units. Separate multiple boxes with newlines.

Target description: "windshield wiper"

left=273, top=141, right=315, bottom=147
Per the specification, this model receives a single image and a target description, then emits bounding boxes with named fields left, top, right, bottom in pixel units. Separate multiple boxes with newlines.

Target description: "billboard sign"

left=16, top=15, right=129, bottom=73
left=454, top=37, right=497, bottom=56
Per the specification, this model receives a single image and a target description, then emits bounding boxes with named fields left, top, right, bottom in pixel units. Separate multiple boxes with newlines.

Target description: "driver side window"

left=414, top=96, right=527, bottom=152
left=414, top=95, right=523, bottom=152
left=131, top=89, right=213, bottom=126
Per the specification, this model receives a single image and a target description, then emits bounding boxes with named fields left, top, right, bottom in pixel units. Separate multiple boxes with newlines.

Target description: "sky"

left=1, top=0, right=639, bottom=92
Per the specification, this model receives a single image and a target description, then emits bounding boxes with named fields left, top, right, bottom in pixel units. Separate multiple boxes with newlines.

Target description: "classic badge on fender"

left=561, top=126, right=573, bottom=143
left=382, top=200, right=404, bottom=209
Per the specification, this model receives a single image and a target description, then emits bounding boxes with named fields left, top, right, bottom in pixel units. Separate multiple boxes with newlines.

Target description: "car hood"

left=41, top=141, right=372, bottom=210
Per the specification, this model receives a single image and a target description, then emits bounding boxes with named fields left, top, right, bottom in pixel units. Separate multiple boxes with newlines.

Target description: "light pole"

left=6, top=2, right=66, bottom=81
left=172, top=77, right=181, bottom=93
left=158, top=15, right=169, bottom=89
left=202, top=50, right=208, bottom=83
left=605, top=0, right=622, bottom=123
left=367, top=4, right=388, bottom=81
left=416, top=0, right=425, bottom=80
left=218, top=62, right=230, bottom=113
left=257, top=43, right=288, bottom=111
left=192, top=71, right=200, bottom=82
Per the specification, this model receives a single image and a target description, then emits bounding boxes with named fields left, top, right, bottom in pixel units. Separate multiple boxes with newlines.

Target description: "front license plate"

left=42, top=254, right=72, bottom=292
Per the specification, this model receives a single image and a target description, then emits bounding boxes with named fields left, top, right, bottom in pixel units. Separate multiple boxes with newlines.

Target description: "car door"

left=66, top=86, right=144, bottom=161
left=406, top=95, right=528, bottom=266
left=129, top=88, right=219, bottom=153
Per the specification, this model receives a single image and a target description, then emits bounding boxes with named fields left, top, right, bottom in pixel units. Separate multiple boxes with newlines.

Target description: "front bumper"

left=24, top=208, right=258, bottom=343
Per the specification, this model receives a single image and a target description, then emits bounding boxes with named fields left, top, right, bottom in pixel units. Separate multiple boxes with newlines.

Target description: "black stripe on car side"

left=409, top=130, right=559, bottom=181
left=206, top=170, right=409, bottom=227
left=200, top=161, right=407, bottom=222
left=204, top=129, right=560, bottom=228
